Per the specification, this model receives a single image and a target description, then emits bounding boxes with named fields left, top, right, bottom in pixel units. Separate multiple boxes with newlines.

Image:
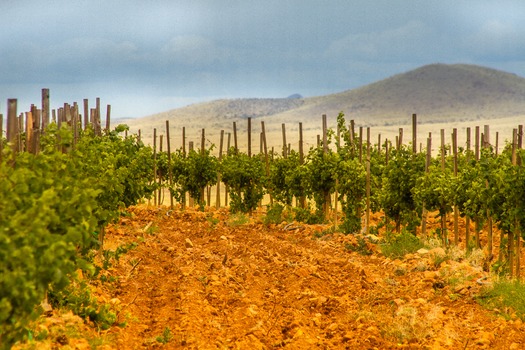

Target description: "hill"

left=122, top=63, right=525, bottom=150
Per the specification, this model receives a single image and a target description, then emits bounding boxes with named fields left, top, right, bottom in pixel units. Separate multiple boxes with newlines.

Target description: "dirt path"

left=100, top=206, right=525, bottom=349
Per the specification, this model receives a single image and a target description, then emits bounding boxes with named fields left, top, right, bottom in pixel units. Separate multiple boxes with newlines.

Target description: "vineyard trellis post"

left=166, top=120, right=174, bottom=210
left=7, top=99, right=17, bottom=152
left=452, top=128, right=459, bottom=245
left=322, top=114, right=330, bottom=220
left=466, top=127, right=471, bottom=247
left=421, top=133, right=432, bottom=237
left=247, top=117, right=252, bottom=157
left=517, top=125, right=523, bottom=279
left=153, top=128, right=157, bottom=206
left=298, top=122, right=306, bottom=209
left=233, top=122, right=238, bottom=153
left=105, top=104, right=111, bottom=133
left=83, top=98, right=89, bottom=130
left=282, top=123, right=287, bottom=158
left=42, top=88, right=50, bottom=131
left=0, top=113, right=3, bottom=161
left=412, top=113, right=417, bottom=154
left=359, top=126, right=363, bottom=162
left=440, top=128, right=448, bottom=246
left=216, top=130, right=224, bottom=209
left=365, top=127, right=371, bottom=235
left=474, top=126, right=481, bottom=248
left=261, top=121, right=271, bottom=205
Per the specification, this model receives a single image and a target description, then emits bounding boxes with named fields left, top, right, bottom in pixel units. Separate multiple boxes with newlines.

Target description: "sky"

left=1, top=0, right=525, bottom=119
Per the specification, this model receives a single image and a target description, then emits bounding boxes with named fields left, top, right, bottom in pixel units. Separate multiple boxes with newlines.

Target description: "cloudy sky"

left=1, top=0, right=525, bottom=118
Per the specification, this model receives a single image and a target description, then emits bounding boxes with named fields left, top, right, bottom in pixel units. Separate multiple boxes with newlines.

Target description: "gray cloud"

left=1, top=0, right=525, bottom=118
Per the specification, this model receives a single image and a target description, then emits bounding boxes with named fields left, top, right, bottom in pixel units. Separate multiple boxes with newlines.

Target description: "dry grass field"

left=119, top=63, right=525, bottom=154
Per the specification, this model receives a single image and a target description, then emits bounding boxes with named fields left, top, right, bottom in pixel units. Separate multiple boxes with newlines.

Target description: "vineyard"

left=2, top=89, right=525, bottom=349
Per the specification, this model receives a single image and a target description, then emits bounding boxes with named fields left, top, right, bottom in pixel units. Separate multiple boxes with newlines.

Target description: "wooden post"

left=7, top=99, right=18, bottom=149
left=233, top=122, right=238, bottom=153
left=83, top=99, right=89, bottom=130
left=166, top=120, right=174, bottom=209
left=516, top=126, right=522, bottom=278
left=261, top=122, right=271, bottom=204
left=42, top=88, right=50, bottom=131
left=106, top=104, right=111, bottom=132
left=72, top=104, right=79, bottom=147
left=182, top=127, right=186, bottom=156
left=299, top=122, right=304, bottom=164
left=299, top=122, right=305, bottom=208
left=484, top=125, right=490, bottom=148
left=440, top=129, right=447, bottom=246
left=25, top=112, right=33, bottom=153
left=365, top=127, right=371, bottom=235
left=475, top=126, right=480, bottom=161
left=398, top=128, right=403, bottom=149
left=247, top=117, right=252, bottom=157
left=359, top=126, right=363, bottom=162
left=466, top=127, right=471, bottom=247
left=0, top=114, right=3, bottom=160
left=495, top=132, right=499, bottom=156
left=17, top=113, right=23, bottom=153
left=201, top=129, right=206, bottom=154
left=422, top=134, right=432, bottom=236
left=385, top=139, right=389, bottom=165
left=95, top=97, right=101, bottom=135
left=282, top=123, right=287, bottom=158
left=322, top=114, right=328, bottom=153
left=201, top=129, right=206, bottom=206
left=188, top=141, right=194, bottom=208
left=322, top=114, right=330, bottom=219
left=483, top=126, right=493, bottom=260
left=412, top=113, right=417, bottom=154
left=509, top=128, right=518, bottom=277
left=225, top=133, right=230, bottom=206
left=153, top=128, right=157, bottom=206
left=452, top=128, right=459, bottom=245
left=216, top=130, right=224, bottom=209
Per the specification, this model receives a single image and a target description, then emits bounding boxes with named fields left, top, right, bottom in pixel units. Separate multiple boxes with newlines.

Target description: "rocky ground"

left=15, top=206, right=525, bottom=349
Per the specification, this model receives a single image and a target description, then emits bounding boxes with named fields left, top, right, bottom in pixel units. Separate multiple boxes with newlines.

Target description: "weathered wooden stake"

left=42, top=88, right=50, bottom=131
left=216, top=130, right=224, bottom=209
left=247, top=117, right=252, bottom=157
left=412, top=113, right=417, bottom=154
left=166, top=120, right=174, bottom=209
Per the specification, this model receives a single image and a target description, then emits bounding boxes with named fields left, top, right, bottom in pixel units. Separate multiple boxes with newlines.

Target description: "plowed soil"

left=18, top=206, right=525, bottom=350
left=90, top=206, right=525, bottom=349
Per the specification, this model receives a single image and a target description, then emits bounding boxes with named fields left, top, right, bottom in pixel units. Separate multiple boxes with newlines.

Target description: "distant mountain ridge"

left=123, top=63, right=525, bottom=148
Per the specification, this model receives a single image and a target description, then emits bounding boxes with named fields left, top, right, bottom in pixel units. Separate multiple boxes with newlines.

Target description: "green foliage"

left=292, top=205, right=324, bottom=224
left=267, top=151, right=308, bottom=206
left=306, top=146, right=337, bottom=218
left=263, top=203, right=286, bottom=225
left=0, top=124, right=155, bottom=348
left=156, top=327, right=173, bottom=344
left=380, top=230, right=424, bottom=259
left=380, top=146, right=426, bottom=231
left=101, top=242, right=138, bottom=270
left=477, top=279, right=525, bottom=321
left=221, top=152, right=265, bottom=213
left=49, top=278, right=117, bottom=331
left=413, top=165, right=456, bottom=219
left=346, top=236, right=373, bottom=256
left=171, top=148, right=218, bottom=209
left=335, top=156, right=366, bottom=234
left=227, top=213, right=249, bottom=227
